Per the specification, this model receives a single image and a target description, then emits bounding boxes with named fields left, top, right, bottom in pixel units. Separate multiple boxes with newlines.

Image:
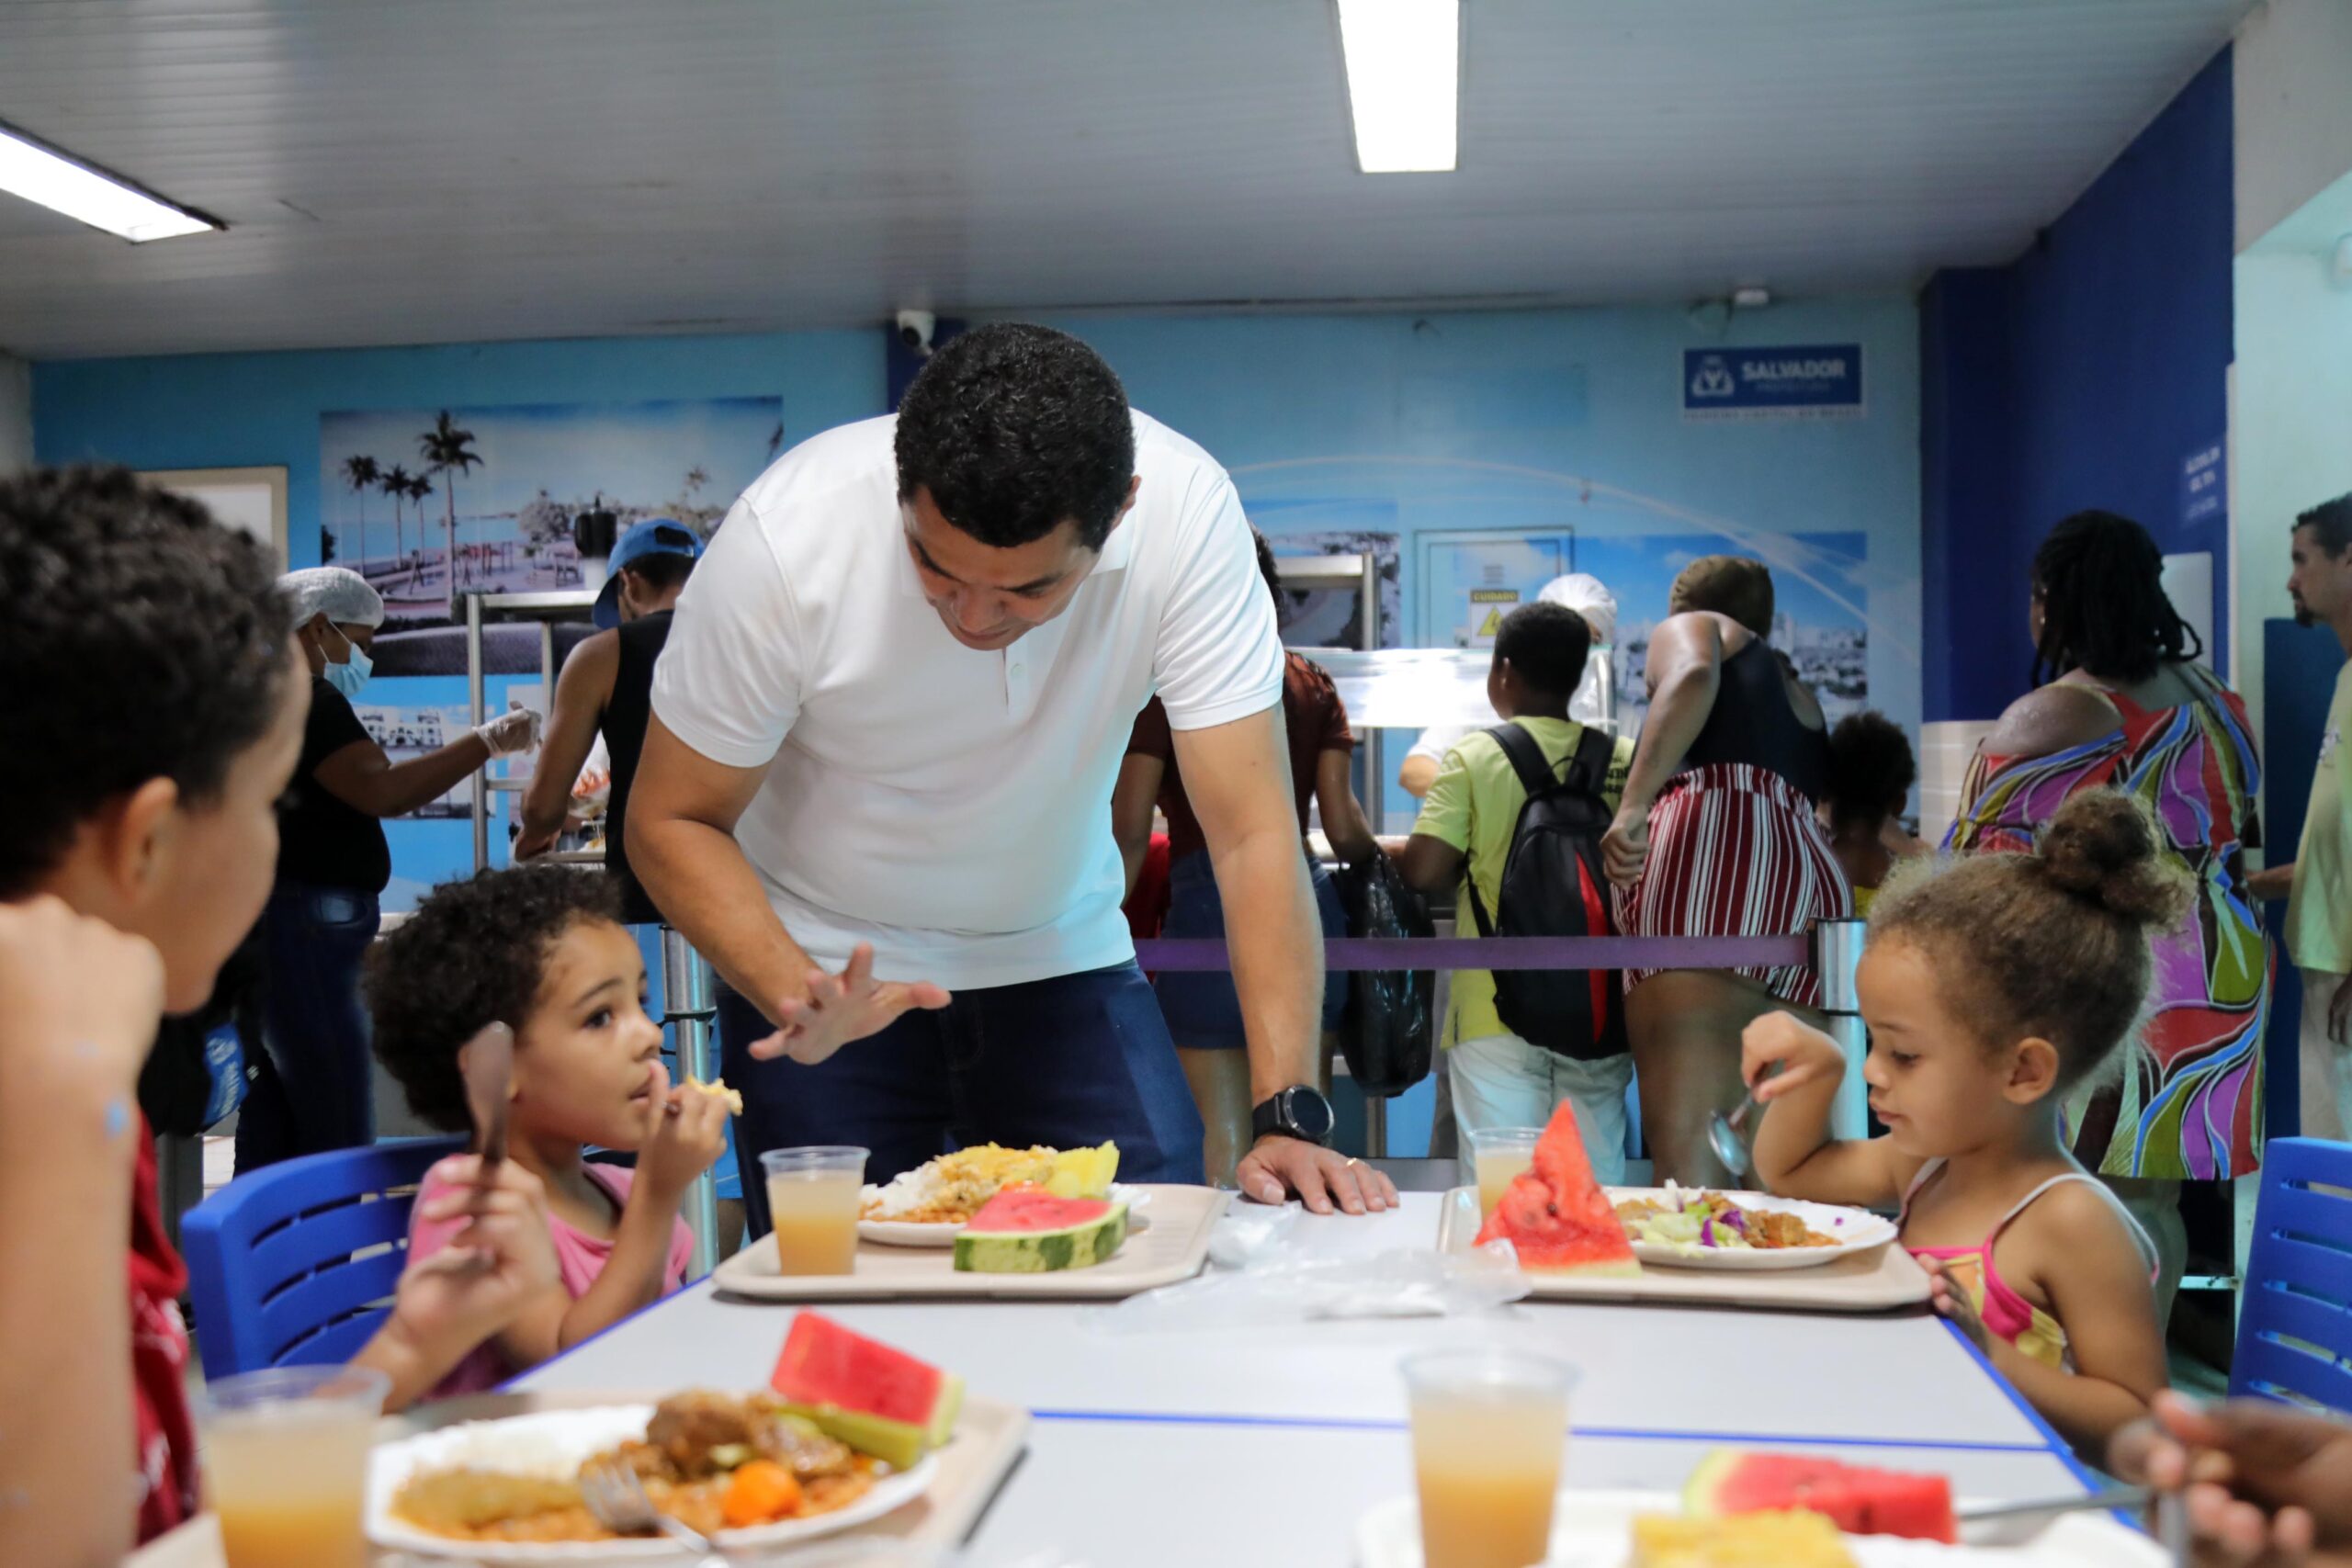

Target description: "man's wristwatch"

left=1250, top=1084, right=1336, bottom=1147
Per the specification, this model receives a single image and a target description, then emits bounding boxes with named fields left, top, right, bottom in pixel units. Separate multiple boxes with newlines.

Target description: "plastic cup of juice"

left=1402, top=1349, right=1577, bottom=1568
left=196, top=1363, right=390, bottom=1568
left=1469, top=1126, right=1543, bottom=1220
left=762, top=1145, right=869, bottom=1275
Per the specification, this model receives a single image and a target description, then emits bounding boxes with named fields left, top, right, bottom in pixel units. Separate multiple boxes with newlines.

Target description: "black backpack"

left=1462, top=722, right=1629, bottom=1060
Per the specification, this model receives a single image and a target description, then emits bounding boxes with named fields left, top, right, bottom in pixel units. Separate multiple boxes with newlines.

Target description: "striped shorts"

left=1614, top=762, right=1853, bottom=1007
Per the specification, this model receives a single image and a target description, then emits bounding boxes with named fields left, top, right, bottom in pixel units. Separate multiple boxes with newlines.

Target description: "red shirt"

left=1126, top=651, right=1355, bottom=863
left=130, top=1117, right=198, bottom=1543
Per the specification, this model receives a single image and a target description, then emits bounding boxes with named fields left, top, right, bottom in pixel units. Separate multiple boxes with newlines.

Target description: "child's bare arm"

left=494, top=1080, right=725, bottom=1370
left=1964, top=1184, right=2168, bottom=1454
left=1745, top=1011, right=1907, bottom=1207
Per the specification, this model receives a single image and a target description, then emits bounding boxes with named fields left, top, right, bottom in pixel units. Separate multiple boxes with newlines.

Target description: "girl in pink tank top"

left=371, top=865, right=728, bottom=1399
left=1738, top=790, right=2182, bottom=1456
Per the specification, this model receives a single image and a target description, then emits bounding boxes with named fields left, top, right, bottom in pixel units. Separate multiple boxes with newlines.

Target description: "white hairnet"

left=1538, top=572, right=1618, bottom=646
left=280, top=567, right=385, bottom=630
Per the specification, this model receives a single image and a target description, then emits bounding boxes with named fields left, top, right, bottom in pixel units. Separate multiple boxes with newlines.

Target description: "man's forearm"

left=628, top=814, right=815, bottom=1024
left=1210, top=827, right=1322, bottom=1103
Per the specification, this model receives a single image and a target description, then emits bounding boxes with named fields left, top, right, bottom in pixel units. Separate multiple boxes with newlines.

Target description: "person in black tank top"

left=518, top=521, right=702, bottom=926
left=1598, top=556, right=1854, bottom=1184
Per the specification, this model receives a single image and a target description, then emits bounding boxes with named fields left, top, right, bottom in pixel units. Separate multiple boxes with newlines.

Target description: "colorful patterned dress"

left=1945, top=663, right=2270, bottom=1179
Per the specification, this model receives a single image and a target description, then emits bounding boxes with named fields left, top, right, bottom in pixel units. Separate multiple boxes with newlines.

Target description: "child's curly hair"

left=1870, top=789, right=2191, bottom=1090
left=365, top=864, right=623, bottom=1133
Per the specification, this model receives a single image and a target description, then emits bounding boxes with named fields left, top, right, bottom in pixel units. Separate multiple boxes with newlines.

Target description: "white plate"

left=1355, top=1489, right=2165, bottom=1567
left=367, top=1404, right=935, bottom=1562
left=857, top=1184, right=1150, bottom=1248
left=1610, top=1186, right=1898, bottom=1271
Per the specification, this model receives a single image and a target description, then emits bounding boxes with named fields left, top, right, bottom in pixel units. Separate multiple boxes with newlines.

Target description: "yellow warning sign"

left=1468, top=588, right=1518, bottom=643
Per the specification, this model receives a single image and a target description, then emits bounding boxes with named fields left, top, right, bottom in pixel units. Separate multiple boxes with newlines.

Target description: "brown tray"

left=132, top=1388, right=1028, bottom=1566
left=713, top=1182, right=1227, bottom=1302
left=1439, top=1186, right=1929, bottom=1313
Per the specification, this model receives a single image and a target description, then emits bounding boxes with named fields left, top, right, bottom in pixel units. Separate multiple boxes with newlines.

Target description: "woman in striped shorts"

left=1601, top=557, right=1853, bottom=1183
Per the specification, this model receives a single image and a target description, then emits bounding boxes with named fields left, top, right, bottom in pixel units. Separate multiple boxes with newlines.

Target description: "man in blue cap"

left=516, top=518, right=701, bottom=926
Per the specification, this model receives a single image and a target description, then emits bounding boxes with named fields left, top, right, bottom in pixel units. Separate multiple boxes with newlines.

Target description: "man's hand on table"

left=751, top=942, right=951, bottom=1065
left=1237, top=1135, right=1399, bottom=1216
left=2108, top=1392, right=2352, bottom=1567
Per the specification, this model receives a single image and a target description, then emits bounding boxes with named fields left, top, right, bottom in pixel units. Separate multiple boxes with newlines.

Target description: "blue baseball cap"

left=593, top=518, right=702, bottom=629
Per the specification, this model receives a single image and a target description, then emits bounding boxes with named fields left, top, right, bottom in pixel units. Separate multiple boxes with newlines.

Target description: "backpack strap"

left=1565, top=725, right=1617, bottom=795
left=1484, top=721, right=1561, bottom=801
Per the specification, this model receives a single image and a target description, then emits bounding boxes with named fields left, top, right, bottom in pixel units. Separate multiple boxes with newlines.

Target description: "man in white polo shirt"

left=633, top=324, right=1396, bottom=1232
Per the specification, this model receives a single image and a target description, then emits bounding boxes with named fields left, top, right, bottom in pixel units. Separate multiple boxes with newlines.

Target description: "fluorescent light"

left=0, top=120, right=219, bottom=242
left=1335, top=0, right=1460, bottom=174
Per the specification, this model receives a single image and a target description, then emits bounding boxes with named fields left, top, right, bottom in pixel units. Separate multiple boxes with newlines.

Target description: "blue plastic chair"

left=2232, top=1137, right=2352, bottom=1413
left=182, top=1135, right=464, bottom=1382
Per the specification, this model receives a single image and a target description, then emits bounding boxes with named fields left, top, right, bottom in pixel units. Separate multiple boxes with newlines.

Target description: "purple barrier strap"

left=1131, top=934, right=1811, bottom=972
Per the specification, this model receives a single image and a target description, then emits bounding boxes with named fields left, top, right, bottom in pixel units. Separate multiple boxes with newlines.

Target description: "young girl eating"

left=1747, top=789, right=2183, bottom=1453
left=368, top=864, right=729, bottom=1395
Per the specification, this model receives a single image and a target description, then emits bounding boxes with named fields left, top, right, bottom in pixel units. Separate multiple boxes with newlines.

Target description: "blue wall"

left=1919, top=49, right=2235, bottom=723
left=33, top=302, right=1924, bottom=1160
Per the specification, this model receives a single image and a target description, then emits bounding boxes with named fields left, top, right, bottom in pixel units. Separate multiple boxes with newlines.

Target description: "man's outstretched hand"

left=752, top=942, right=951, bottom=1065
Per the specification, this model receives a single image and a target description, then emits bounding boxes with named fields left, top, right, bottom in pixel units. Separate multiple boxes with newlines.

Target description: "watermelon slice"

left=769, top=1312, right=963, bottom=1471
left=954, top=1184, right=1128, bottom=1273
left=1473, top=1100, right=1641, bottom=1275
left=1685, top=1450, right=1958, bottom=1543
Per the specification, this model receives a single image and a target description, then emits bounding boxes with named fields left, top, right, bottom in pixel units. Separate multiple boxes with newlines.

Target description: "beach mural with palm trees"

left=320, top=397, right=784, bottom=674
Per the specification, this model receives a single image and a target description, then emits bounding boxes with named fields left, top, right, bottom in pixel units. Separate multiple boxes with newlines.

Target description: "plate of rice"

left=856, top=1143, right=1136, bottom=1247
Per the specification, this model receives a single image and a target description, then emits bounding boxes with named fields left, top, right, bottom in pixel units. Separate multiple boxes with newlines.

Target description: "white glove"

left=475, top=708, right=539, bottom=759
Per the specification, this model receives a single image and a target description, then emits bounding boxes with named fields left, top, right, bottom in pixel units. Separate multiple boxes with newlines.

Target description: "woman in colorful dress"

left=1948, top=510, right=2269, bottom=1309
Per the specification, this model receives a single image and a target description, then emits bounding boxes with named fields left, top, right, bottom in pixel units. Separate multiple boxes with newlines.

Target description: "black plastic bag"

left=1334, top=854, right=1436, bottom=1098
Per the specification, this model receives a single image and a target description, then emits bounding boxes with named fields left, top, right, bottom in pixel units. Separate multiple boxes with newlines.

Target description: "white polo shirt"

left=650, top=411, right=1283, bottom=990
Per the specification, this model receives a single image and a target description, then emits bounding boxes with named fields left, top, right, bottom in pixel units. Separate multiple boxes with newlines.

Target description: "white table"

left=515, top=1195, right=2093, bottom=1565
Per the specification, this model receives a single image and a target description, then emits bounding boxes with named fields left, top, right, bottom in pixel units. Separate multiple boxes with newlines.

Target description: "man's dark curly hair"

left=0, top=465, right=291, bottom=897
left=894, top=322, right=1136, bottom=550
left=366, top=865, right=623, bottom=1134
left=1493, top=601, right=1592, bottom=699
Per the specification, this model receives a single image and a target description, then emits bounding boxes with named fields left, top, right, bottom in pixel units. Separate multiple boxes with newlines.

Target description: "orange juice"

left=1469, top=1127, right=1541, bottom=1220
left=767, top=1170, right=862, bottom=1274
left=1402, top=1350, right=1575, bottom=1568
left=214, top=1497, right=368, bottom=1568
left=760, top=1145, right=868, bottom=1276
left=199, top=1372, right=380, bottom=1568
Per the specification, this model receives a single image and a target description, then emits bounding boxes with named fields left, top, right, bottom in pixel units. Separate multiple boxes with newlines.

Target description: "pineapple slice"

left=1044, top=1141, right=1120, bottom=1198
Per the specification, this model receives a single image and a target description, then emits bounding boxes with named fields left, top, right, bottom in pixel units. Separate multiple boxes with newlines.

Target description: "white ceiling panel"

left=0, top=0, right=2254, bottom=357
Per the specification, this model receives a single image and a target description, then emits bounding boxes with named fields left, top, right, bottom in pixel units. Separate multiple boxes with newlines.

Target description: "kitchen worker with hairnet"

left=237, top=567, right=537, bottom=1170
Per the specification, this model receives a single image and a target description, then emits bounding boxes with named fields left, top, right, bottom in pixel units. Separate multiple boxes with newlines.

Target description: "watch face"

left=1286, top=1086, right=1336, bottom=1142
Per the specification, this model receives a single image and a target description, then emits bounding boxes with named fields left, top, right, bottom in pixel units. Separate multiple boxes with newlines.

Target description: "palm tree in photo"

left=340, top=454, right=380, bottom=572
left=418, top=411, right=482, bottom=614
left=685, top=464, right=708, bottom=498
left=405, top=474, right=435, bottom=593
left=379, top=464, right=413, bottom=577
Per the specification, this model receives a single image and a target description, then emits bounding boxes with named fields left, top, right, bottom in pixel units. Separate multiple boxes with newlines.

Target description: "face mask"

left=322, top=622, right=372, bottom=700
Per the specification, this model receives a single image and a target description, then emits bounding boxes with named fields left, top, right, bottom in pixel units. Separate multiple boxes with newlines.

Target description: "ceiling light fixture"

left=1335, top=0, right=1460, bottom=174
left=0, top=119, right=220, bottom=242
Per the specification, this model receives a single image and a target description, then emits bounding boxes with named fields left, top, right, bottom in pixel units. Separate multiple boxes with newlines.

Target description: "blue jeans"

left=718, top=962, right=1205, bottom=1239
left=1153, top=851, right=1349, bottom=1050
left=236, top=884, right=380, bottom=1173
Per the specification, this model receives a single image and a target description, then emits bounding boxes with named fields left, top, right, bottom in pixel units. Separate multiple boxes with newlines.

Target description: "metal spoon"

left=1707, top=1090, right=1761, bottom=1179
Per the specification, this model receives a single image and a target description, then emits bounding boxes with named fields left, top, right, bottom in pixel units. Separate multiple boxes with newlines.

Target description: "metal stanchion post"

left=1812, top=919, right=1870, bottom=1140
left=659, top=927, right=723, bottom=1278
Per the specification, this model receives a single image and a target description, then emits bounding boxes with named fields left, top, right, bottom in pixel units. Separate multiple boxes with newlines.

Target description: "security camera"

left=895, top=310, right=937, bottom=355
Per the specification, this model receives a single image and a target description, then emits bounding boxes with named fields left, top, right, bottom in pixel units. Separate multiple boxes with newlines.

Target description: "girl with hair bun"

left=1745, top=790, right=2185, bottom=1453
